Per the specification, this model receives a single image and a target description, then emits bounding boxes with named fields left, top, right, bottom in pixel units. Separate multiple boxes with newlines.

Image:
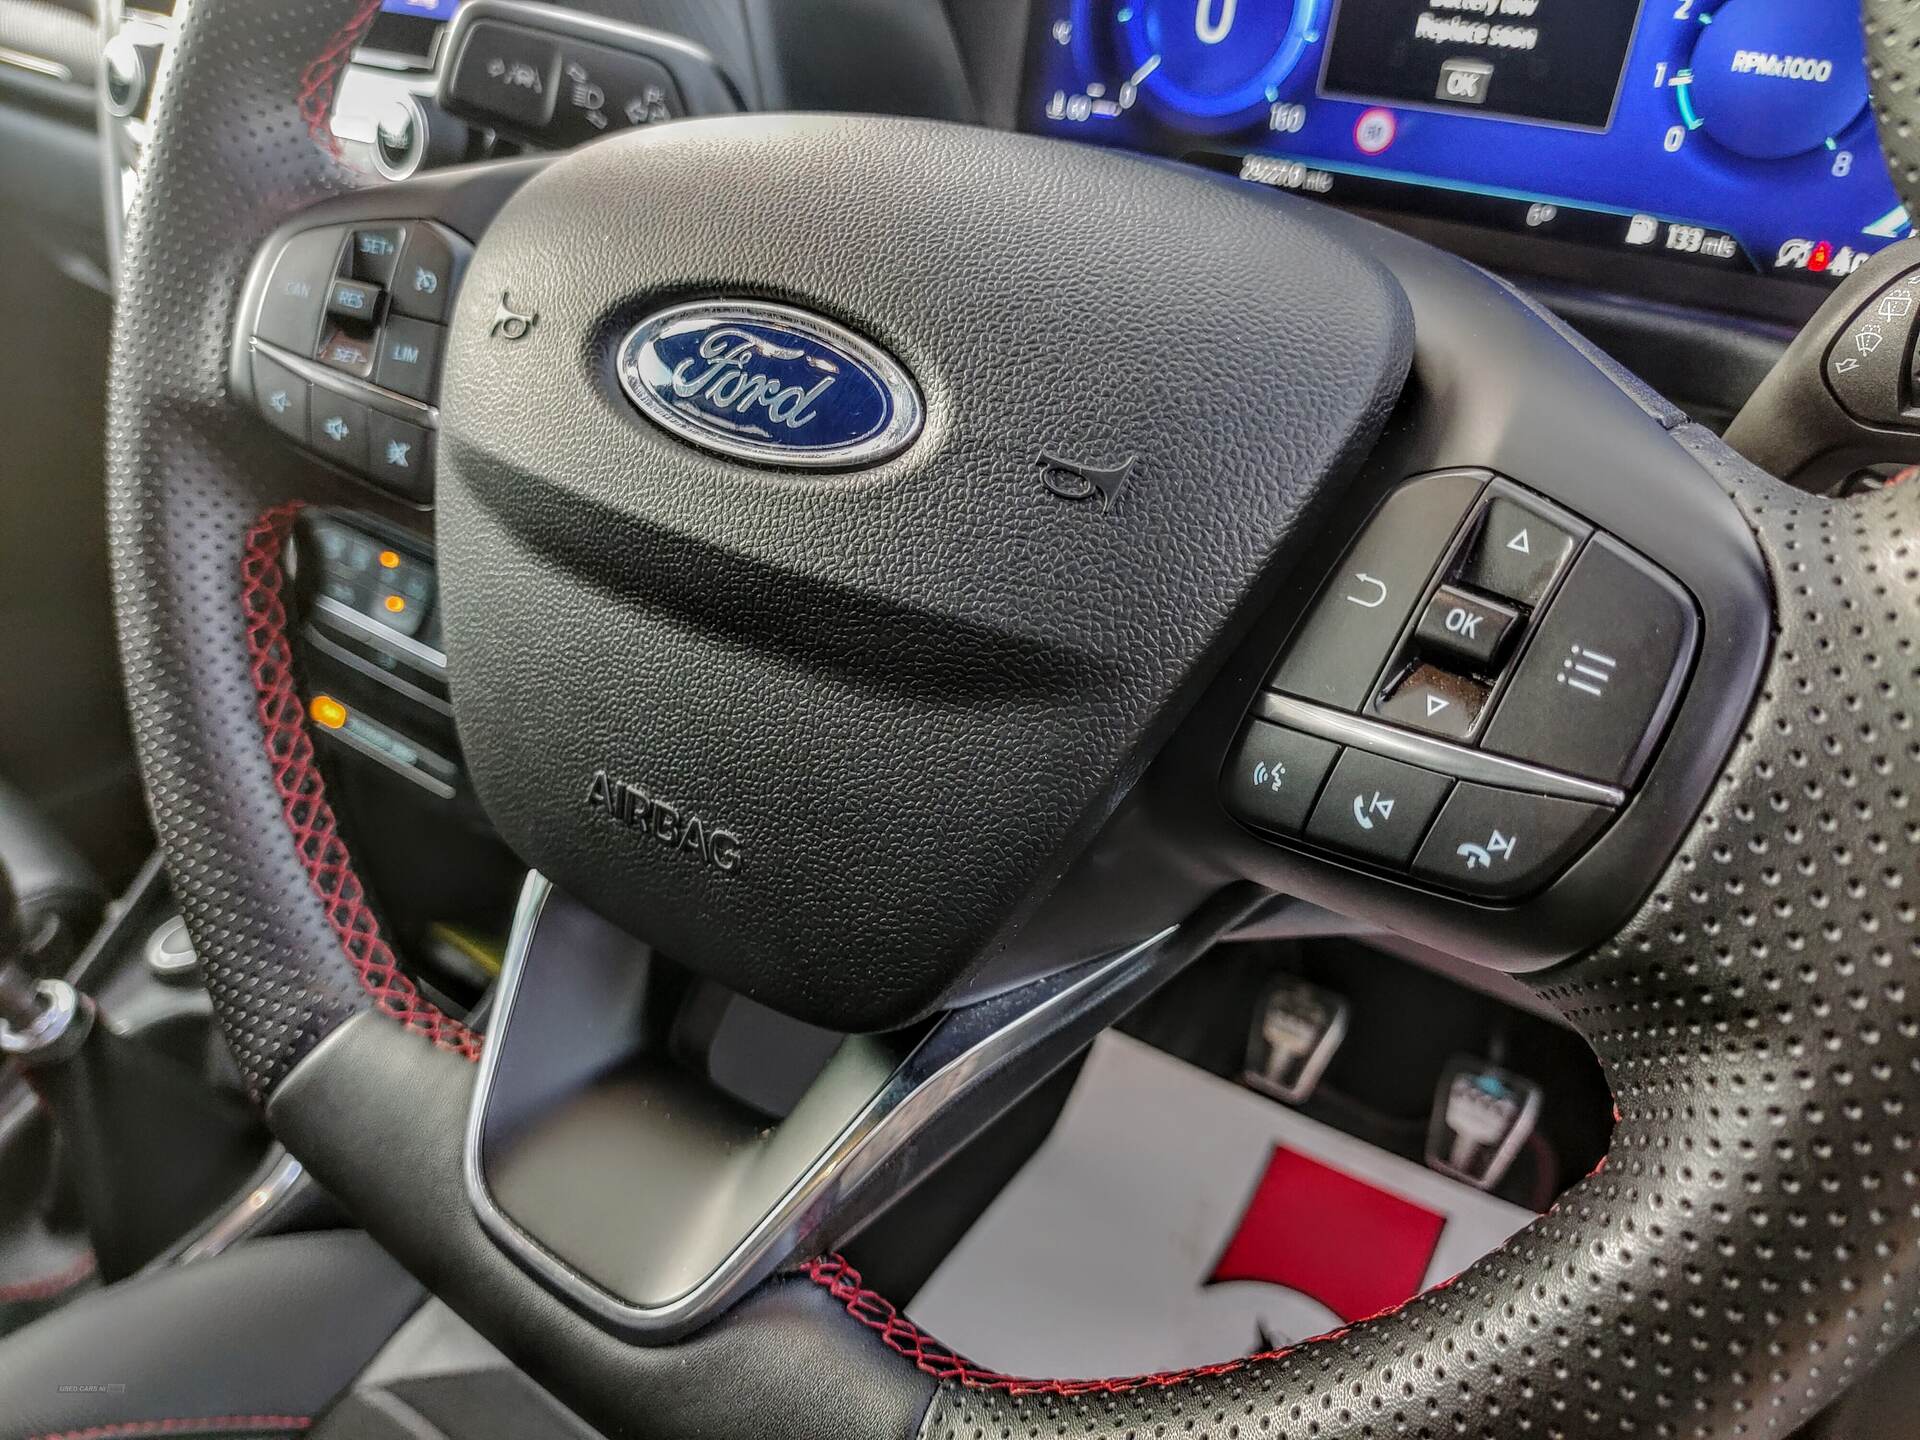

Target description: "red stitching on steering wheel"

left=802, top=1254, right=1323, bottom=1396
left=240, top=504, right=482, bottom=1062
left=295, top=0, right=382, bottom=153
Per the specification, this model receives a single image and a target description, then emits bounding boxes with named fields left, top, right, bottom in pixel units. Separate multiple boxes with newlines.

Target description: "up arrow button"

left=1459, top=491, right=1585, bottom=606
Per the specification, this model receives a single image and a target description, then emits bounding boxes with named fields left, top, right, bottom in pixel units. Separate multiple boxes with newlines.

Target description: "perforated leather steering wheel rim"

left=109, top=2, right=1920, bottom=1437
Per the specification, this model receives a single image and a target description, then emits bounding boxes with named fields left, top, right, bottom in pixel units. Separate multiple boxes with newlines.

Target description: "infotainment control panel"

left=1024, top=0, right=1907, bottom=319
left=1223, top=470, right=1697, bottom=903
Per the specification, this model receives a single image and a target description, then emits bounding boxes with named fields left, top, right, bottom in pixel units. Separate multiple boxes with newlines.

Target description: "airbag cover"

left=435, top=115, right=1411, bottom=1030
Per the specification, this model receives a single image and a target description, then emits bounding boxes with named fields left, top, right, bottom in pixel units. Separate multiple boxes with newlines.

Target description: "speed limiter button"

left=1412, top=783, right=1608, bottom=900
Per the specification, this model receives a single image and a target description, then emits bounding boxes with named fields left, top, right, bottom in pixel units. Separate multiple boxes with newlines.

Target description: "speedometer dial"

left=1114, top=0, right=1321, bottom=122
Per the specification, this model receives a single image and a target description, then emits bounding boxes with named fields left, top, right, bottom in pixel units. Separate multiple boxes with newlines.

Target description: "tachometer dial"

left=1675, top=0, right=1868, bottom=160
left=1113, top=0, right=1321, bottom=123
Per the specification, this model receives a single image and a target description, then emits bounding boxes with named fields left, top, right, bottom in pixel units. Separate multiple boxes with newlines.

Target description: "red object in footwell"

left=1208, top=1145, right=1444, bottom=1323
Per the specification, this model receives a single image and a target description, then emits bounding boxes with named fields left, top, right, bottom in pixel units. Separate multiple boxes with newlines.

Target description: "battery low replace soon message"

left=1321, top=0, right=1641, bottom=130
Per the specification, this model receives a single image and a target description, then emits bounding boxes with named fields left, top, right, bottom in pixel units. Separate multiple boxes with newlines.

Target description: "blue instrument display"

left=1023, top=0, right=1909, bottom=310
left=379, top=0, right=460, bottom=19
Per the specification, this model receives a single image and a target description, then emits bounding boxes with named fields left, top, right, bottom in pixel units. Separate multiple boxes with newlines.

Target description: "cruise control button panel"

left=242, top=220, right=471, bottom=503
left=1228, top=469, right=1699, bottom=902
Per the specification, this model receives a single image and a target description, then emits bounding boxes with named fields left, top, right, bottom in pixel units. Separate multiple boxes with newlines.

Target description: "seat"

left=0, top=1230, right=598, bottom=1440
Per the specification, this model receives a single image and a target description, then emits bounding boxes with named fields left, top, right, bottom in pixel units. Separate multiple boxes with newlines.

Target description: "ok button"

left=1415, top=584, right=1519, bottom=671
left=1438, top=58, right=1493, bottom=105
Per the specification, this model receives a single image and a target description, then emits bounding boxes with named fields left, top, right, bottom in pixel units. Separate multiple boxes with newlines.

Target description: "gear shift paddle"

left=0, top=864, right=258, bottom=1280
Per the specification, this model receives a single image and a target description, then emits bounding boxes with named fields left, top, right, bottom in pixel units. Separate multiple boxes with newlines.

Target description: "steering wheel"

left=109, top=0, right=1920, bottom=1433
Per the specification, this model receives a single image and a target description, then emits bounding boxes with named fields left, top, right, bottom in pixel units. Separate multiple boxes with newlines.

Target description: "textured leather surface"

left=104, top=0, right=420, bottom=1095
left=313, top=1299, right=606, bottom=1440
left=0, top=1230, right=421, bottom=1440
left=1866, top=0, right=1920, bottom=208
left=437, top=116, right=1413, bottom=1031
left=269, top=1013, right=938, bottom=1440
left=0, top=773, right=103, bottom=942
left=903, top=454, right=1920, bottom=1435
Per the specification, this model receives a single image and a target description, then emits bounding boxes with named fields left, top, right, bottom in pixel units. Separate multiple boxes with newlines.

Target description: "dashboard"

left=1020, top=0, right=1907, bottom=322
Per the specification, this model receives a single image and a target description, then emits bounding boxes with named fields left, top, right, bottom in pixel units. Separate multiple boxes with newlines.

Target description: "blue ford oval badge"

left=616, top=300, right=923, bottom=469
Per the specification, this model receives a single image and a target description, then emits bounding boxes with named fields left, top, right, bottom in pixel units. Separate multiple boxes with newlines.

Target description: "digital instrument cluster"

left=365, top=0, right=463, bottom=64
left=1023, top=0, right=1908, bottom=316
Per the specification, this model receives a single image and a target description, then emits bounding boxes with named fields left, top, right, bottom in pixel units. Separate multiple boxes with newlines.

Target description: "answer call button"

left=1305, top=750, right=1452, bottom=867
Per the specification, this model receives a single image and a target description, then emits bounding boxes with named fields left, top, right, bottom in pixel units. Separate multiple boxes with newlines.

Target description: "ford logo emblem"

left=616, top=300, right=923, bottom=470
